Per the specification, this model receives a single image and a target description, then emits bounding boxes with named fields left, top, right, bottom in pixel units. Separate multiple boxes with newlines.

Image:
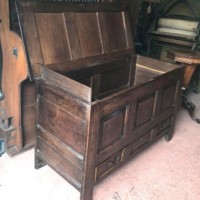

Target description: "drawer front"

left=126, top=115, right=174, bottom=159
left=129, top=131, right=151, bottom=155
left=152, top=116, right=174, bottom=137
left=95, top=149, right=125, bottom=181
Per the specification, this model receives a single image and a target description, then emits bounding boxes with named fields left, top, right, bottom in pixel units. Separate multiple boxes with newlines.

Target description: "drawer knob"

left=139, top=136, right=143, bottom=142
left=108, top=155, right=121, bottom=167
left=146, top=83, right=153, bottom=89
left=158, top=123, right=168, bottom=131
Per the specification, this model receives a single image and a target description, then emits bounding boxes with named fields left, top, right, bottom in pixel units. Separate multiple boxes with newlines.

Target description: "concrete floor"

left=0, top=93, right=200, bottom=200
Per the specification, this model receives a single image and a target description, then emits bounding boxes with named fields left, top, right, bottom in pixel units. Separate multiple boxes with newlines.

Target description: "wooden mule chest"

left=0, top=1, right=184, bottom=200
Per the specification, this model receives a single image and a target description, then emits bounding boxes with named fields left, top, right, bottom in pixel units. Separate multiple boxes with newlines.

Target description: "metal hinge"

left=0, top=139, right=5, bottom=156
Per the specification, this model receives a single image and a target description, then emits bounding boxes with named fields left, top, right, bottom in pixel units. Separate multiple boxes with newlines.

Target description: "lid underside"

left=15, top=0, right=134, bottom=79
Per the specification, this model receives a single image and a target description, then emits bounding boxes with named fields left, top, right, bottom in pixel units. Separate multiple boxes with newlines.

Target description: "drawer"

left=127, top=131, right=151, bottom=156
left=95, top=149, right=125, bottom=181
left=152, top=116, right=173, bottom=136
left=132, top=131, right=150, bottom=152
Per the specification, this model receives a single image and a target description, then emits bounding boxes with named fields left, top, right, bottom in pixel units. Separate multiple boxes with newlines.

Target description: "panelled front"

left=95, top=69, right=181, bottom=173
left=131, top=69, right=181, bottom=138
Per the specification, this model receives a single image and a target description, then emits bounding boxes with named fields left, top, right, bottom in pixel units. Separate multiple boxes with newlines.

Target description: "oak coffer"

left=0, top=1, right=184, bottom=200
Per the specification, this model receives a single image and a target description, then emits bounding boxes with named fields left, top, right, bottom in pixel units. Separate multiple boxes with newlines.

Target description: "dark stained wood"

left=0, top=1, right=185, bottom=200
left=160, top=84, right=177, bottom=112
left=38, top=127, right=84, bottom=169
left=37, top=81, right=90, bottom=120
left=122, top=11, right=134, bottom=49
left=35, top=13, right=71, bottom=65
left=98, top=12, right=127, bottom=52
left=47, top=49, right=134, bottom=74
left=130, top=131, right=151, bottom=153
left=41, top=67, right=92, bottom=102
left=95, top=149, right=124, bottom=181
left=98, top=60, right=131, bottom=96
left=98, top=106, right=127, bottom=152
left=64, top=12, right=82, bottom=59
left=76, top=12, right=102, bottom=57
left=37, top=96, right=87, bottom=154
left=21, top=80, right=36, bottom=147
left=80, top=104, right=100, bottom=200
left=37, top=135, right=83, bottom=190
left=22, top=13, right=44, bottom=75
left=17, top=1, right=133, bottom=78
left=36, top=60, right=183, bottom=200
left=135, top=94, right=155, bottom=127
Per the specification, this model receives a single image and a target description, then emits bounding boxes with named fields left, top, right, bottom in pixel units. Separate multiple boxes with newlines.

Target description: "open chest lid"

left=15, top=0, right=135, bottom=79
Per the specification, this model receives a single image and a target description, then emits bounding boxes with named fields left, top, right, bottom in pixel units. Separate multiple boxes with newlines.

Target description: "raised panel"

left=76, top=13, right=102, bottom=57
left=135, top=94, right=155, bottom=127
left=98, top=12, right=127, bottom=53
left=35, top=13, right=71, bottom=65
left=123, top=12, right=134, bottom=49
left=22, top=13, right=44, bottom=66
left=160, top=83, right=177, bottom=112
left=38, top=97, right=87, bottom=154
left=64, top=12, right=82, bottom=59
left=99, top=57, right=131, bottom=95
left=98, top=107, right=127, bottom=153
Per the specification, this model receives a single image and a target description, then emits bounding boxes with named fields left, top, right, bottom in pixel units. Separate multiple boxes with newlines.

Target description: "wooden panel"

left=76, top=13, right=102, bottom=57
left=38, top=96, right=87, bottom=154
left=98, top=107, right=127, bottom=152
left=99, top=63, right=131, bottom=94
left=16, top=2, right=135, bottom=78
left=95, top=149, right=124, bottom=181
left=21, top=80, right=36, bottom=146
left=41, top=67, right=92, bottom=102
left=38, top=128, right=84, bottom=170
left=64, top=12, right=82, bottom=59
left=98, top=12, right=127, bottom=53
left=21, top=80, right=36, bottom=106
left=122, top=11, right=134, bottom=49
left=35, top=13, right=71, bottom=65
left=37, top=81, right=90, bottom=120
left=135, top=94, right=155, bottom=127
left=47, top=49, right=133, bottom=74
left=22, top=13, right=43, bottom=75
left=22, top=106, right=35, bottom=145
left=37, top=136, right=83, bottom=190
left=160, top=83, right=177, bottom=112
